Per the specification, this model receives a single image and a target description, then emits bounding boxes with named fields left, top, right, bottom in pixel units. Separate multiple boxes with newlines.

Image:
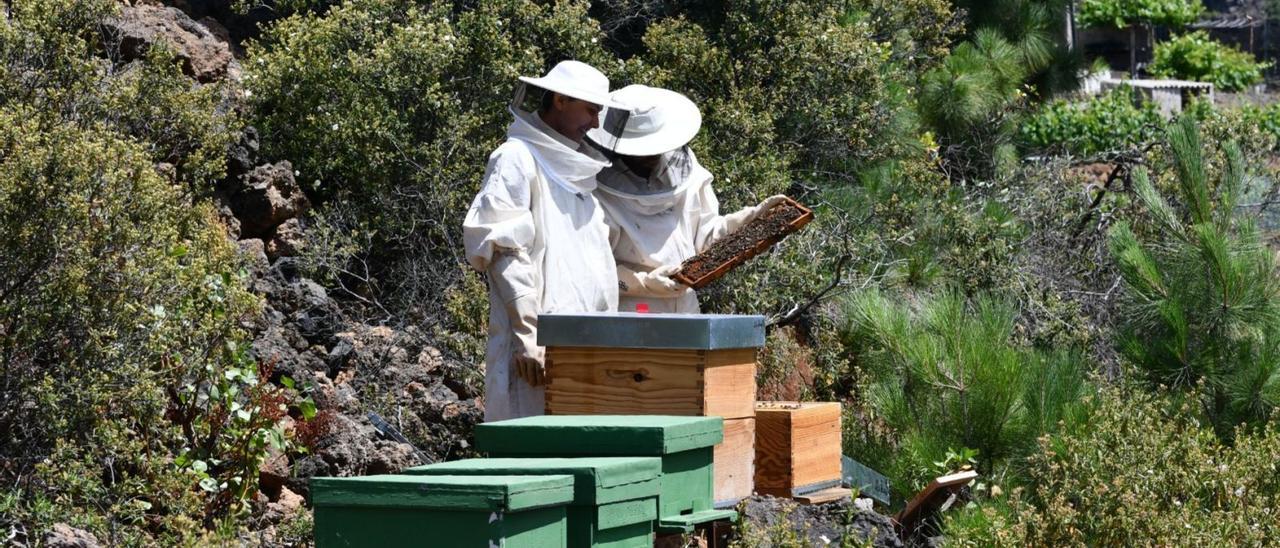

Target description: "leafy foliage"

left=945, top=388, right=1280, bottom=545
left=1021, top=86, right=1164, bottom=155
left=1078, top=0, right=1204, bottom=29
left=840, top=290, right=1090, bottom=498
left=1109, top=117, right=1280, bottom=436
left=0, top=0, right=289, bottom=542
left=1148, top=31, right=1269, bottom=92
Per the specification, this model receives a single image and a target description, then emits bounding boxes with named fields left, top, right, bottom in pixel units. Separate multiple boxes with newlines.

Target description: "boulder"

left=104, top=5, right=233, bottom=82
left=44, top=524, right=100, bottom=548
left=230, top=161, right=309, bottom=238
left=266, top=217, right=306, bottom=260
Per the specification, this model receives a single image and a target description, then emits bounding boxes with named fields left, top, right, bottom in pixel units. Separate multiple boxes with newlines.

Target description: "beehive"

left=753, top=402, right=842, bottom=497
left=311, top=474, right=574, bottom=548
left=476, top=415, right=736, bottom=534
left=538, top=312, right=763, bottom=505
left=405, top=457, right=661, bottom=548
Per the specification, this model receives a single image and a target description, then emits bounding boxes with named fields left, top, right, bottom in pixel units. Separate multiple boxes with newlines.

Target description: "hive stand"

left=476, top=415, right=736, bottom=534
left=405, top=457, right=661, bottom=548
left=538, top=312, right=763, bottom=507
left=311, top=474, right=574, bottom=548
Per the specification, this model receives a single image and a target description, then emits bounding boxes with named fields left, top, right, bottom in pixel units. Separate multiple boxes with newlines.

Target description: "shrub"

left=1148, top=31, right=1269, bottom=92
left=1021, top=86, right=1164, bottom=155
left=246, top=0, right=618, bottom=333
left=0, top=110, right=274, bottom=542
left=0, top=0, right=237, bottom=192
left=1109, top=117, right=1280, bottom=437
left=945, top=388, right=1280, bottom=546
left=1078, top=0, right=1203, bottom=29
left=839, top=290, right=1091, bottom=498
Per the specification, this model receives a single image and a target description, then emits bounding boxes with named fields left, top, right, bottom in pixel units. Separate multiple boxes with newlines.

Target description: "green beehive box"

left=312, top=474, right=573, bottom=548
left=476, top=416, right=737, bottom=533
left=406, top=457, right=660, bottom=548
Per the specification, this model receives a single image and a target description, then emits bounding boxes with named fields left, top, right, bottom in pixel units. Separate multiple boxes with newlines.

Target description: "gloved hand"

left=722, top=194, right=789, bottom=233
left=618, top=264, right=688, bottom=298
left=505, top=294, right=547, bottom=386
left=488, top=249, right=546, bottom=386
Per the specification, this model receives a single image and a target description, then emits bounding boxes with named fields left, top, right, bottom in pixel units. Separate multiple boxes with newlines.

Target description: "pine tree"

left=1109, top=117, right=1280, bottom=437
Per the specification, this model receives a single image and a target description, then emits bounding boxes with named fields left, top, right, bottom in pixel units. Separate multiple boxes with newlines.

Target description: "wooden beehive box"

left=754, top=402, right=842, bottom=497
left=538, top=313, right=764, bottom=506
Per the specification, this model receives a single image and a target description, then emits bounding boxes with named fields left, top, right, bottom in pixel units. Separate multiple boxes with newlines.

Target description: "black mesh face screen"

left=594, top=106, right=631, bottom=152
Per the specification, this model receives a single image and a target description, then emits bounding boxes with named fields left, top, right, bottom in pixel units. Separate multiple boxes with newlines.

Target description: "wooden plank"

left=545, top=347, right=756, bottom=419
left=701, top=361, right=756, bottom=419
left=713, top=417, right=755, bottom=506
left=795, top=486, right=852, bottom=505
left=752, top=406, right=792, bottom=491
left=895, top=470, right=978, bottom=539
left=546, top=347, right=706, bottom=415
left=753, top=402, right=842, bottom=496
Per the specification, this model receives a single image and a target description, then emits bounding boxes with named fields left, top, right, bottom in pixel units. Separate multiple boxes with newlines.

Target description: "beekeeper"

left=463, top=61, right=626, bottom=422
left=587, top=85, right=787, bottom=314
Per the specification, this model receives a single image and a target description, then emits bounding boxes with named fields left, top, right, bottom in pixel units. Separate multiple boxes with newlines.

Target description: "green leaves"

left=1149, top=31, right=1269, bottom=92
left=1079, top=0, right=1204, bottom=29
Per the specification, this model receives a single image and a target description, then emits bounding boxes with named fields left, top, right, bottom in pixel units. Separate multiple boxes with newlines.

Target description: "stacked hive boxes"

left=312, top=415, right=731, bottom=546
left=405, top=457, right=661, bottom=547
left=476, top=415, right=735, bottom=534
left=538, top=312, right=763, bottom=508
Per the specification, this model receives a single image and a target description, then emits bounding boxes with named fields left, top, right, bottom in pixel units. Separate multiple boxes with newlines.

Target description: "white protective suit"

left=596, top=146, right=737, bottom=314
left=463, top=109, right=618, bottom=422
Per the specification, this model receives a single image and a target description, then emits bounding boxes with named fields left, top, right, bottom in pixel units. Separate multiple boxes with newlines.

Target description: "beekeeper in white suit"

left=588, top=85, right=787, bottom=314
left=463, top=61, right=625, bottom=422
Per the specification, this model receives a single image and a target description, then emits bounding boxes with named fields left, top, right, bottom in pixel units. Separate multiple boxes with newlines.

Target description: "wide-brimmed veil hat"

left=518, top=60, right=624, bottom=109
left=588, top=85, right=701, bottom=157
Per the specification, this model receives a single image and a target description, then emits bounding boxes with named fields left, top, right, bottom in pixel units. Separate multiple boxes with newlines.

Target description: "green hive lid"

left=476, top=415, right=723, bottom=456
left=403, top=457, right=661, bottom=505
left=310, top=474, right=574, bottom=512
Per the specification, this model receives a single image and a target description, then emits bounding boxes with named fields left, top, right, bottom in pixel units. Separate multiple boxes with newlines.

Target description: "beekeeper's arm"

left=689, top=150, right=789, bottom=251
left=617, top=263, right=687, bottom=298
left=463, top=148, right=546, bottom=386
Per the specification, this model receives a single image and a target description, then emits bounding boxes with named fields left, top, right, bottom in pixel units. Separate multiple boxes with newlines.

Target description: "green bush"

left=945, top=388, right=1280, bottom=546
left=1021, top=86, right=1164, bottom=155
left=1079, top=0, right=1203, bottom=29
left=0, top=0, right=237, bottom=192
left=0, top=109, right=277, bottom=542
left=1148, top=31, right=1269, bottom=92
left=246, top=0, right=618, bottom=353
left=1109, top=117, right=1280, bottom=437
left=0, top=0, right=287, bottom=542
left=839, top=290, right=1091, bottom=499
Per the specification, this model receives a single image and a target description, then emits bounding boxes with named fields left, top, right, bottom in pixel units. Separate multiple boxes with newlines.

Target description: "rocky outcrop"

left=104, top=5, right=236, bottom=82
left=738, top=496, right=902, bottom=547
left=43, top=524, right=101, bottom=548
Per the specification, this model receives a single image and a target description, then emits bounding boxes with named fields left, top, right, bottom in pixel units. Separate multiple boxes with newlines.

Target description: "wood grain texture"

left=753, top=402, right=842, bottom=496
left=544, top=347, right=756, bottom=419
left=795, top=487, right=852, bottom=505
left=713, top=417, right=755, bottom=505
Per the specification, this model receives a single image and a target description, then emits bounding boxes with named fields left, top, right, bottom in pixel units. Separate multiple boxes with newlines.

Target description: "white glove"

left=504, top=294, right=546, bottom=386
left=489, top=250, right=546, bottom=386
left=617, top=264, right=689, bottom=298
left=722, top=194, right=789, bottom=233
